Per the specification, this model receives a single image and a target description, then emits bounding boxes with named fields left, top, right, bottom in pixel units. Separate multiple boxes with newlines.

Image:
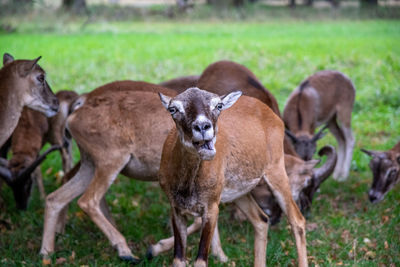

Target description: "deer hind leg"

left=147, top=216, right=202, bottom=259
left=234, top=194, right=269, bottom=267
left=76, top=155, right=140, bottom=263
left=40, top=156, right=94, bottom=257
left=264, top=166, right=308, bottom=267
left=61, top=142, right=73, bottom=173
left=55, top=161, right=80, bottom=234
left=33, top=167, right=46, bottom=200
left=327, top=118, right=346, bottom=181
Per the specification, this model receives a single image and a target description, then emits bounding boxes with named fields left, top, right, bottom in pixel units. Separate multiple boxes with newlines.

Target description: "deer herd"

left=0, top=52, right=398, bottom=266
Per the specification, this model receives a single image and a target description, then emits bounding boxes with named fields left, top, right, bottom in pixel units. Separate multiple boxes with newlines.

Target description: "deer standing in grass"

left=361, top=141, right=400, bottom=203
left=283, top=70, right=355, bottom=181
left=158, top=87, right=307, bottom=267
left=0, top=90, right=78, bottom=210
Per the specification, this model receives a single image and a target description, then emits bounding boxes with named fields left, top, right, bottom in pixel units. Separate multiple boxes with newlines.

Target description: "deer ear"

left=220, top=91, right=242, bottom=110
left=158, top=92, right=172, bottom=110
left=285, top=129, right=299, bottom=143
left=3, top=53, right=14, bottom=66
left=21, top=56, right=41, bottom=76
left=360, top=148, right=376, bottom=157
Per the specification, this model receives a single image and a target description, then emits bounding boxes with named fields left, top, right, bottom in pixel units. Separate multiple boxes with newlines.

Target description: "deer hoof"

left=145, top=245, right=154, bottom=260
left=119, top=255, right=141, bottom=264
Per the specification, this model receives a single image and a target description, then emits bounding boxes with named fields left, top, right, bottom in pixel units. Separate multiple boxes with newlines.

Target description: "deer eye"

left=37, top=74, right=45, bottom=83
left=168, top=107, right=177, bottom=115
left=216, top=103, right=223, bottom=111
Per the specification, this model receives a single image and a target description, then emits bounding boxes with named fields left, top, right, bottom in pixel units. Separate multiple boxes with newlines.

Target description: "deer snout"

left=192, top=117, right=214, bottom=141
left=368, top=190, right=383, bottom=203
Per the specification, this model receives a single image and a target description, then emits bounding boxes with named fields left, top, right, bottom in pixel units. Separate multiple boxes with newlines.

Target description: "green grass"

left=0, top=19, right=400, bottom=266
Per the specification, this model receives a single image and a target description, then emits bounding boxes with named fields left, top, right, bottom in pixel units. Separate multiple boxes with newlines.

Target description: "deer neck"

left=0, top=71, right=25, bottom=146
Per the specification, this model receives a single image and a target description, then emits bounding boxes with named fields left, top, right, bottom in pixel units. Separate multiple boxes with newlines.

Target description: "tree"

left=62, top=0, right=88, bottom=13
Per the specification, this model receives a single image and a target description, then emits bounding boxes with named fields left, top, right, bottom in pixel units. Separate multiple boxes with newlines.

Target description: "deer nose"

left=193, top=121, right=212, bottom=135
left=368, top=193, right=377, bottom=203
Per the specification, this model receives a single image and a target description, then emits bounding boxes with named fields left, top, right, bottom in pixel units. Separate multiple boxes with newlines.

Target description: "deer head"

left=285, top=125, right=328, bottom=161
left=2, top=53, right=59, bottom=117
left=361, top=148, right=400, bottom=203
left=159, top=87, right=242, bottom=160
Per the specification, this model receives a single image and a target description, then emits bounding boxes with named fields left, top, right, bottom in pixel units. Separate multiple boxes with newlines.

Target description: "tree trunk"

left=62, top=0, right=87, bottom=13
left=361, top=0, right=378, bottom=6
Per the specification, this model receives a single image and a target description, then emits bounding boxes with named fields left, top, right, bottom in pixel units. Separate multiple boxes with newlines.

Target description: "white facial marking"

left=192, top=114, right=214, bottom=141
left=210, top=97, right=220, bottom=111
left=171, top=100, right=185, bottom=114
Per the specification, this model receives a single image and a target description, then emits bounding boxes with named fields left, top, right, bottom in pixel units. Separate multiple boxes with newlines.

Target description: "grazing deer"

left=160, top=75, right=199, bottom=93
left=148, top=146, right=336, bottom=263
left=283, top=70, right=356, bottom=181
left=157, top=88, right=307, bottom=267
left=0, top=53, right=59, bottom=147
left=0, top=90, right=78, bottom=210
left=361, top=141, right=400, bottom=203
left=40, top=81, right=177, bottom=263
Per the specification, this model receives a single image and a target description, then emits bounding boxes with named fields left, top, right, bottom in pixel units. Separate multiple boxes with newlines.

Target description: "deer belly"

left=121, top=158, right=159, bottom=181
left=220, top=177, right=262, bottom=203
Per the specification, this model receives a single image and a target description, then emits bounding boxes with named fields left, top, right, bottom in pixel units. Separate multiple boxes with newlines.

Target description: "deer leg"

left=327, top=119, right=346, bottom=181
left=340, top=125, right=355, bottom=180
left=264, top=165, right=308, bottom=267
left=55, top=162, right=80, bottom=234
left=210, top=221, right=228, bottom=263
left=76, top=156, right=140, bottom=263
left=234, top=194, right=269, bottom=267
left=61, top=139, right=73, bottom=173
left=40, top=157, right=94, bottom=257
left=100, top=196, right=116, bottom=227
left=171, top=208, right=188, bottom=267
left=194, top=203, right=219, bottom=267
left=148, top=216, right=201, bottom=259
left=33, top=167, right=46, bottom=200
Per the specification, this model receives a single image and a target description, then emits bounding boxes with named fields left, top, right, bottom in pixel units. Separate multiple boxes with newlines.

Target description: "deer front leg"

left=171, top=208, right=188, bottom=267
left=264, top=164, right=308, bottom=267
left=147, top=216, right=202, bottom=259
left=195, top=203, right=219, bottom=267
left=210, top=221, right=228, bottom=263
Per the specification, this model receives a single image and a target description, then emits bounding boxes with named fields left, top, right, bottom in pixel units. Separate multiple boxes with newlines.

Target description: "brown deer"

left=159, top=75, right=199, bottom=93
left=361, top=141, right=400, bottom=203
left=283, top=70, right=355, bottom=181
left=0, top=53, right=59, bottom=147
left=0, top=90, right=78, bottom=210
left=40, top=80, right=318, bottom=264
left=148, top=145, right=336, bottom=263
left=157, top=88, right=307, bottom=267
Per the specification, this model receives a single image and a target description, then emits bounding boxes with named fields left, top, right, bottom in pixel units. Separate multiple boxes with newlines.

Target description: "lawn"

left=0, top=19, right=399, bottom=266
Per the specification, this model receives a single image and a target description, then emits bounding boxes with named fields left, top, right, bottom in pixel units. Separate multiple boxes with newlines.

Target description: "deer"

left=157, top=87, right=308, bottom=267
left=159, top=75, right=199, bottom=93
left=40, top=79, right=319, bottom=265
left=0, top=53, right=59, bottom=148
left=147, top=145, right=336, bottom=263
left=283, top=70, right=356, bottom=181
left=361, top=141, right=400, bottom=203
left=0, top=90, right=78, bottom=210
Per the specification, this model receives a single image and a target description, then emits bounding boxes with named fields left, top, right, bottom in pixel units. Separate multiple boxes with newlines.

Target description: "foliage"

left=0, top=20, right=399, bottom=266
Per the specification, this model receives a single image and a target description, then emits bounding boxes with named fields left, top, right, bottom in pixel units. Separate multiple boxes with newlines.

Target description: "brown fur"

left=159, top=75, right=200, bottom=93
left=158, top=90, right=307, bottom=267
left=362, top=141, right=400, bottom=203
left=283, top=70, right=355, bottom=180
left=0, top=53, right=58, bottom=147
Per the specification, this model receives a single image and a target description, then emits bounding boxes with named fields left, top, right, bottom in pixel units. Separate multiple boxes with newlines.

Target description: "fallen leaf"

left=45, top=167, right=53, bottom=175
left=306, top=223, right=318, bottom=231
left=381, top=215, right=389, bottom=224
left=384, top=241, right=389, bottom=249
left=42, top=258, right=51, bottom=265
left=69, top=251, right=76, bottom=261
left=56, top=257, right=67, bottom=265
left=341, top=230, right=351, bottom=243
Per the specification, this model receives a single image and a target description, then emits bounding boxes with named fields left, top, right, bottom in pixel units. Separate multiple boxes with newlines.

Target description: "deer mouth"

left=193, top=140, right=214, bottom=151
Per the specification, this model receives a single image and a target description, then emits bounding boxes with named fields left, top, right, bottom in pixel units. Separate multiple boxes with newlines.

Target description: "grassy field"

left=0, top=19, right=399, bottom=266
